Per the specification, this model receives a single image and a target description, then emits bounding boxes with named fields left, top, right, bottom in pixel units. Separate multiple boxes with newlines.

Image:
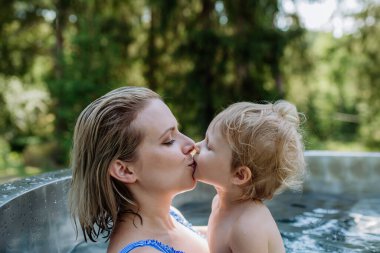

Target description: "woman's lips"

left=190, top=160, right=197, bottom=179
left=187, top=159, right=197, bottom=179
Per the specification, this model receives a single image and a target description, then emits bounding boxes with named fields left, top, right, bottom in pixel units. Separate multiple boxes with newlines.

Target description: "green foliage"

left=0, top=76, right=53, bottom=151
left=45, top=0, right=141, bottom=163
left=348, top=2, right=380, bottom=146
left=0, top=0, right=53, bottom=76
left=0, top=137, right=25, bottom=183
left=287, top=1, right=380, bottom=149
left=1, top=0, right=380, bottom=182
left=144, top=0, right=300, bottom=137
left=284, top=30, right=365, bottom=149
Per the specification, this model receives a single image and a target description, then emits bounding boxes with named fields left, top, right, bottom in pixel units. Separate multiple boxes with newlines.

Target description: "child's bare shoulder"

left=234, top=202, right=275, bottom=234
left=229, top=202, right=276, bottom=251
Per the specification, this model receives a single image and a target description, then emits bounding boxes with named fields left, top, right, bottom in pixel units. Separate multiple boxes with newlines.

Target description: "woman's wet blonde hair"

left=68, top=86, right=160, bottom=242
left=211, top=100, right=306, bottom=201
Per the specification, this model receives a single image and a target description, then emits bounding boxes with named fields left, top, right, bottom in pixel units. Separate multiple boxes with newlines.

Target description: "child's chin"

left=180, top=181, right=197, bottom=193
left=194, top=171, right=209, bottom=182
left=193, top=171, right=202, bottom=180
left=194, top=177, right=210, bottom=185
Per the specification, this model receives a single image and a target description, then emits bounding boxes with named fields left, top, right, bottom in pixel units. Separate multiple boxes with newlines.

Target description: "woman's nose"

left=181, top=135, right=196, bottom=155
left=189, top=143, right=200, bottom=157
left=183, top=142, right=195, bottom=155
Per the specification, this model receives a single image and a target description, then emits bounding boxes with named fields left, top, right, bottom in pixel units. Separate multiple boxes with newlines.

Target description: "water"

left=178, top=191, right=380, bottom=253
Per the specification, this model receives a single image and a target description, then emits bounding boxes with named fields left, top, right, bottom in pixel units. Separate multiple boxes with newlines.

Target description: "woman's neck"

left=120, top=190, right=176, bottom=230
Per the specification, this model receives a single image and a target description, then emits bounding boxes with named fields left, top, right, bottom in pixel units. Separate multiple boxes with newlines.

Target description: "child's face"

left=193, top=123, right=234, bottom=189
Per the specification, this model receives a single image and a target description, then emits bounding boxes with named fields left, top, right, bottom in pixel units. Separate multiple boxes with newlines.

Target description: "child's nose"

left=190, top=145, right=200, bottom=157
left=195, top=142, right=201, bottom=151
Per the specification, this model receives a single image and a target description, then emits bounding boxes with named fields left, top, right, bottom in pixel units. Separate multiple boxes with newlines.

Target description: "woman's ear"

left=109, top=159, right=137, bottom=183
left=232, top=166, right=252, bottom=185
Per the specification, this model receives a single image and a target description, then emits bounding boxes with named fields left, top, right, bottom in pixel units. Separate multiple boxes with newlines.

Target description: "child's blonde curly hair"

left=210, top=100, right=306, bottom=201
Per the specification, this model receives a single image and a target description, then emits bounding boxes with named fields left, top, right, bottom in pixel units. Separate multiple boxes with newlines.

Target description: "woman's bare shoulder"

left=107, top=220, right=144, bottom=253
left=108, top=245, right=163, bottom=253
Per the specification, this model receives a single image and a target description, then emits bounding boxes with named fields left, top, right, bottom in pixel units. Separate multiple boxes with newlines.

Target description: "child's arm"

left=193, top=194, right=219, bottom=237
left=192, top=225, right=208, bottom=237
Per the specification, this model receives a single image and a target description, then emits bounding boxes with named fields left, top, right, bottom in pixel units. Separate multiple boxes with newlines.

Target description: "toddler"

left=194, top=101, right=306, bottom=253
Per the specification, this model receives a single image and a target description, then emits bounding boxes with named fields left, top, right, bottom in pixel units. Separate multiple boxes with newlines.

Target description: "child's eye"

left=163, top=139, right=175, bottom=145
left=205, top=141, right=212, bottom=150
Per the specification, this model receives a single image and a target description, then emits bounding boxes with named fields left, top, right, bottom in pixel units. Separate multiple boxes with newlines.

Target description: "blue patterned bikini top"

left=119, top=209, right=199, bottom=253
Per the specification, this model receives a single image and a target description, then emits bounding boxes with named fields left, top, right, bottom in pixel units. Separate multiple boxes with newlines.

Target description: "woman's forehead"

left=134, top=99, right=177, bottom=139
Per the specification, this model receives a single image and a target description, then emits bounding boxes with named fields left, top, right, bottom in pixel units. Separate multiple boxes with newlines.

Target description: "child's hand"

left=193, top=226, right=208, bottom=237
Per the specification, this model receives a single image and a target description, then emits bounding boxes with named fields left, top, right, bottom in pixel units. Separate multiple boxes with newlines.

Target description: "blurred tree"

left=3, top=0, right=380, bottom=175
left=286, top=32, right=360, bottom=143
left=151, top=0, right=304, bottom=138
left=45, top=0, right=140, bottom=164
left=0, top=0, right=51, bottom=76
left=349, top=1, right=380, bottom=146
left=0, top=0, right=306, bottom=167
left=173, top=0, right=224, bottom=137
left=0, top=0, right=54, bottom=153
left=224, top=0, right=284, bottom=100
left=283, top=0, right=380, bottom=149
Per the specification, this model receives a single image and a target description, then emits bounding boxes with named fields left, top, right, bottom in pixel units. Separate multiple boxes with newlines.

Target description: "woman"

left=69, top=86, right=209, bottom=253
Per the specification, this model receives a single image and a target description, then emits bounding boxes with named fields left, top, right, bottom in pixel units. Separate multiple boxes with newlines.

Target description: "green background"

left=1, top=0, right=380, bottom=183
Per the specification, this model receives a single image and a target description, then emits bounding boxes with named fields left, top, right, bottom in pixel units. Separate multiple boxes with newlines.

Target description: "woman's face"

left=131, top=99, right=197, bottom=194
left=193, top=123, right=233, bottom=190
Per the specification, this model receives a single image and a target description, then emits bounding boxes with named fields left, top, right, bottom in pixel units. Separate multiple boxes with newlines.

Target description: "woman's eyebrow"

left=159, top=126, right=175, bottom=140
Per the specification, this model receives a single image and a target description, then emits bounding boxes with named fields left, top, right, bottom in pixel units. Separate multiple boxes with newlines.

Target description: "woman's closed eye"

left=163, top=139, right=175, bottom=145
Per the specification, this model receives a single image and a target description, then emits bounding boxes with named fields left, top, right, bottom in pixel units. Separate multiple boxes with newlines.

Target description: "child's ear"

left=109, top=159, right=137, bottom=183
left=232, top=166, right=252, bottom=185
